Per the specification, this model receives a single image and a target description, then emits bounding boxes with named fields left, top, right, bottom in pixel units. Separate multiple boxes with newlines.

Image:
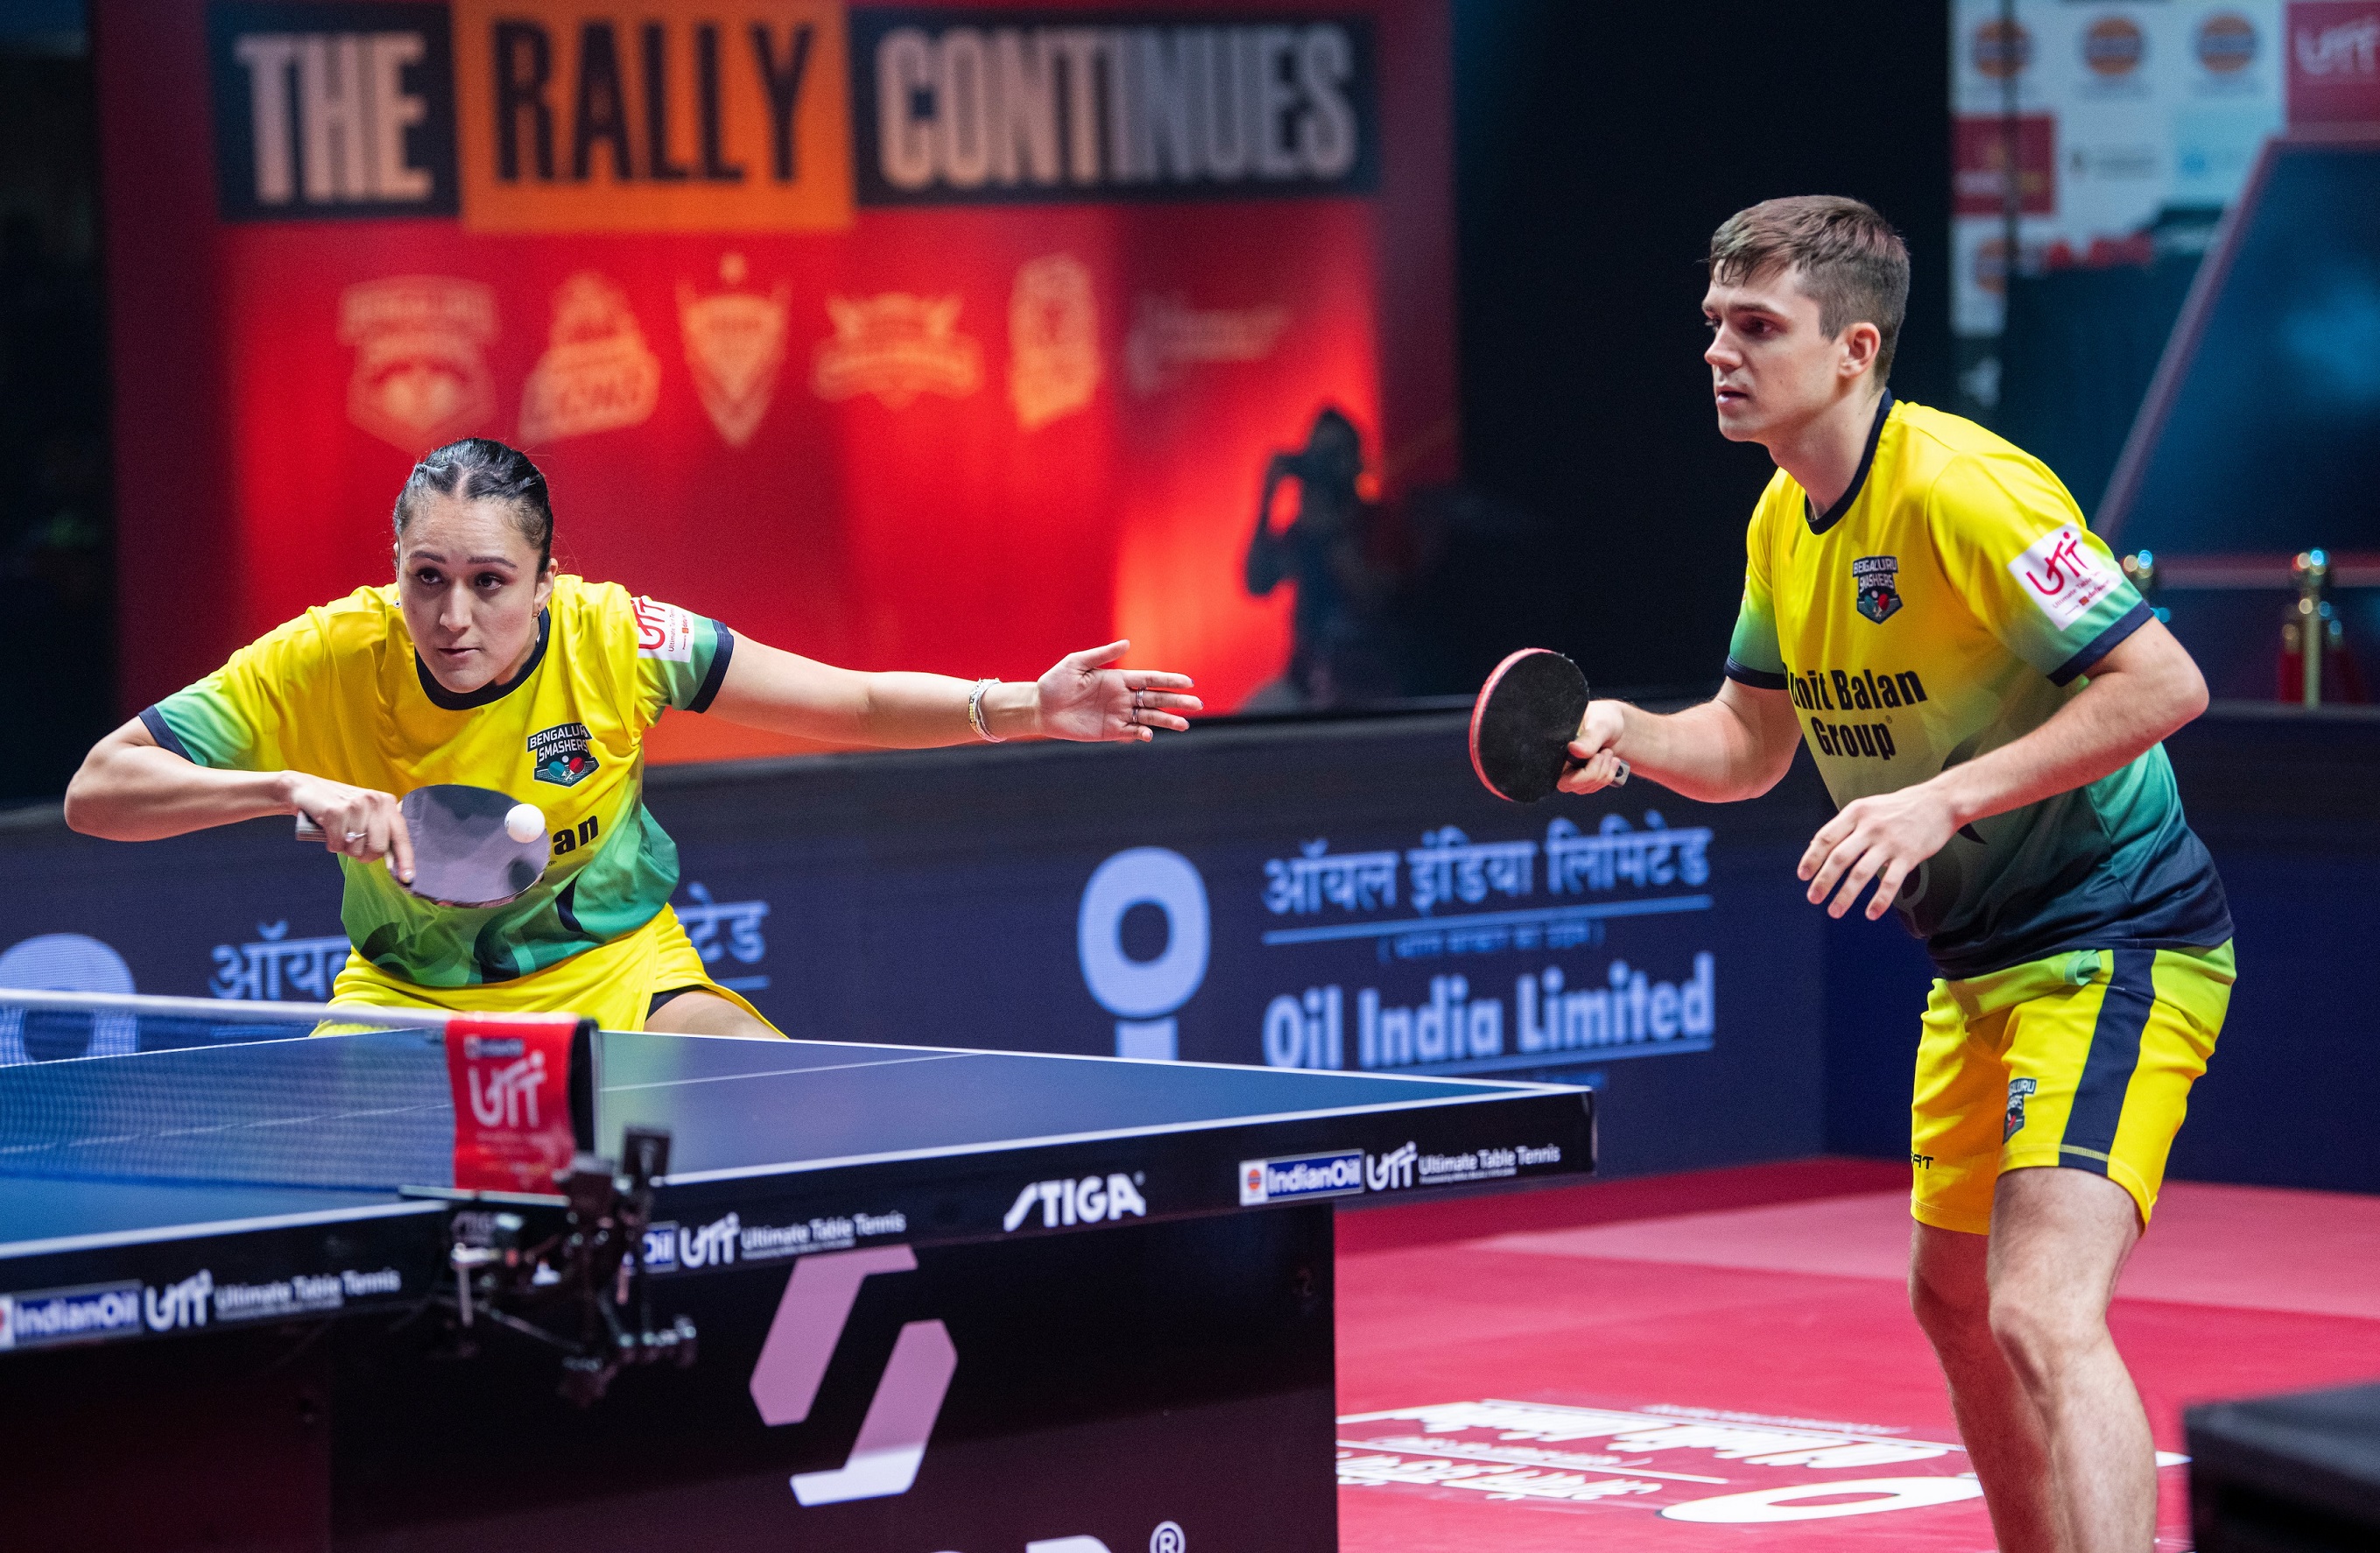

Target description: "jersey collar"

left=415, top=608, right=551, bottom=710
left=1803, top=389, right=1895, bottom=536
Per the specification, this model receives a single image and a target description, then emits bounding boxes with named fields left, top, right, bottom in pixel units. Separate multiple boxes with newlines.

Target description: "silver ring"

left=343, top=830, right=368, bottom=843
left=1134, top=688, right=1144, bottom=709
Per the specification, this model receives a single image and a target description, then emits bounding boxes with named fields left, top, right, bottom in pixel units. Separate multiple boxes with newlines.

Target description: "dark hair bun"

left=391, top=438, right=555, bottom=568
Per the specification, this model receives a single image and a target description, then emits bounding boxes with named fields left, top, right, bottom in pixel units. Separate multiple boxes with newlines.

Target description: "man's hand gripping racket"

left=1468, top=648, right=1630, bottom=802
left=296, top=782, right=552, bottom=907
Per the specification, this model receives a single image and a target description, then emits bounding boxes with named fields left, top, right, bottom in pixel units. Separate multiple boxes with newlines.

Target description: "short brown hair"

left=1709, top=196, right=1910, bottom=382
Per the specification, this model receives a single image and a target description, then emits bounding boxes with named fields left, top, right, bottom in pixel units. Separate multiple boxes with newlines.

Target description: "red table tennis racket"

left=1469, top=648, right=1630, bottom=803
left=297, top=783, right=553, bottom=907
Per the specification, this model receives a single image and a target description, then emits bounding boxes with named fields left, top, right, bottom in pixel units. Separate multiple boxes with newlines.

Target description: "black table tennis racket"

left=297, top=783, right=552, bottom=907
left=1469, top=647, right=1630, bottom=803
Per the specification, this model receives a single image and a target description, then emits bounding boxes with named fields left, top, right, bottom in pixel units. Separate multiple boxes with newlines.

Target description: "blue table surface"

left=0, top=1178, right=430, bottom=1251
left=595, top=1031, right=1567, bottom=1180
left=0, top=1030, right=1575, bottom=1253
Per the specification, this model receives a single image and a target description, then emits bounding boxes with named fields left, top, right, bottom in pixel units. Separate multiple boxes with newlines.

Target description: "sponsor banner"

left=449, top=0, right=856, bottom=233
left=207, top=1, right=462, bottom=221
left=1951, top=113, right=2054, bottom=216
left=1947, top=0, right=2285, bottom=346
left=2287, top=0, right=2380, bottom=124
left=99, top=0, right=1457, bottom=726
left=847, top=9, right=1380, bottom=207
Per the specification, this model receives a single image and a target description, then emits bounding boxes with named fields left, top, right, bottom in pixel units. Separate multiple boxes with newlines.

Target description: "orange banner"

left=452, top=0, right=855, bottom=232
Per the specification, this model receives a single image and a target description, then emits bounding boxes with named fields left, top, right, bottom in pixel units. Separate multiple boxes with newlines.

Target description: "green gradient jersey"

left=141, top=577, right=736, bottom=988
left=1724, top=395, right=2230, bottom=978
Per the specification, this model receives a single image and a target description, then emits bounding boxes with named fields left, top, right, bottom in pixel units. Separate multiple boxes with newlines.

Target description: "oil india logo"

left=527, top=722, right=598, bottom=787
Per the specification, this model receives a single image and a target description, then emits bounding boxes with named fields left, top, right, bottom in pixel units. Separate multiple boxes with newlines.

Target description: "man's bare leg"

left=644, top=989, right=778, bottom=1038
left=1912, top=1222, right=2062, bottom=1553
left=1986, top=1166, right=2152, bottom=1552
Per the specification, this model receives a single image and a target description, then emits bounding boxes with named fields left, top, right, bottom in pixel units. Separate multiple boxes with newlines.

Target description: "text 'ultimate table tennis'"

left=0, top=996, right=1595, bottom=1551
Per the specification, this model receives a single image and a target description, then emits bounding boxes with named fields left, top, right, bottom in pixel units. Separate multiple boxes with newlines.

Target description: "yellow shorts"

left=1910, top=940, right=2234, bottom=1234
left=328, top=906, right=782, bottom=1035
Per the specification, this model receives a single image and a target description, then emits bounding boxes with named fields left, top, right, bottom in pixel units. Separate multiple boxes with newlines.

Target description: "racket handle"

left=1559, top=756, right=1631, bottom=789
left=294, top=811, right=325, bottom=842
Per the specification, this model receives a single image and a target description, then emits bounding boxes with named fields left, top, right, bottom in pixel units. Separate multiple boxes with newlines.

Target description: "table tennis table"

left=0, top=995, right=1595, bottom=1552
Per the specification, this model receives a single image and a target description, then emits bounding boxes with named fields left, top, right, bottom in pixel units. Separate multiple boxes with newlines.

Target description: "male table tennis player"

left=1560, top=198, right=2234, bottom=1553
left=64, top=437, right=1201, bottom=1036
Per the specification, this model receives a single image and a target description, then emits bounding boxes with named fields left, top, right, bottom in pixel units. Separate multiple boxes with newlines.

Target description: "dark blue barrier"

left=0, top=712, right=1831, bottom=1181
left=1, top=705, right=2371, bottom=1189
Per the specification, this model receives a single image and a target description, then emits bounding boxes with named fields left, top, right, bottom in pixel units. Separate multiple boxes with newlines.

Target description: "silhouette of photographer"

left=1243, top=406, right=1404, bottom=708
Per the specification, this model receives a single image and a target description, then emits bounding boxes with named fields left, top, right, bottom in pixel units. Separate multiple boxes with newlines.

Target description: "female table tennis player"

left=62, top=438, right=1201, bottom=1036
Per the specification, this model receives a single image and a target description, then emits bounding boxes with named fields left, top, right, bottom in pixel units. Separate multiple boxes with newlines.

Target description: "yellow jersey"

left=143, top=576, right=734, bottom=988
left=1724, top=394, right=2230, bottom=977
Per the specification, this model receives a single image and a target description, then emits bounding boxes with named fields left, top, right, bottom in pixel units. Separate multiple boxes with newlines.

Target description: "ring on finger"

left=344, top=829, right=368, bottom=843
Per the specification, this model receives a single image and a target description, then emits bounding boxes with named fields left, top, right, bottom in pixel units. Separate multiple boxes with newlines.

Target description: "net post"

left=570, top=1017, right=597, bottom=1154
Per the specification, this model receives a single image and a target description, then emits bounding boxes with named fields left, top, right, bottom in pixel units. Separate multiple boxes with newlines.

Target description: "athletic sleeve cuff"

left=686, top=621, right=736, bottom=713
left=138, top=705, right=195, bottom=762
left=2046, top=599, right=2153, bottom=687
left=1722, top=657, right=1788, bottom=691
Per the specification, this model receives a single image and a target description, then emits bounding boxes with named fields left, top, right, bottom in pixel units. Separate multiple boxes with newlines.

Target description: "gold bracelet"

left=967, top=679, right=1004, bottom=742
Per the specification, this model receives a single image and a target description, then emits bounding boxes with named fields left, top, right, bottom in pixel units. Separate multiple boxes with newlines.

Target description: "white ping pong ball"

left=504, top=802, right=546, bottom=844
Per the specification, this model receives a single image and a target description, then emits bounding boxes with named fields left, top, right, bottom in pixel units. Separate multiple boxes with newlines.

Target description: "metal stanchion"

left=2286, top=549, right=2338, bottom=708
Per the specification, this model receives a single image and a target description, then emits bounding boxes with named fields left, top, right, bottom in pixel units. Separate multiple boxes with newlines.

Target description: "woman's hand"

left=282, top=772, right=415, bottom=883
left=1035, top=641, right=1202, bottom=743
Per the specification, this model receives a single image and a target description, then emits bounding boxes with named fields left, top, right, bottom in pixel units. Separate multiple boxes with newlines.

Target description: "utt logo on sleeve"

left=208, top=1, right=461, bottom=221
left=2009, top=525, right=2120, bottom=631
left=632, top=596, right=696, bottom=661
left=450, top=0, right=854, bottom=232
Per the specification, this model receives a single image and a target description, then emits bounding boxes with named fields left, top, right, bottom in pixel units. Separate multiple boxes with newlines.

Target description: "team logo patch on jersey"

left=1852, top=555, right=1903, bottom=624
left=527, top=723, right=598, bottom=787
left=2004, top=1077, right=2038, bottom=1141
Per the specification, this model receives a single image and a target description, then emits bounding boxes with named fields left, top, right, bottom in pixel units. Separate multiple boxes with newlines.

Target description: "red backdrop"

left=96, top=0, right=1454, bottom=760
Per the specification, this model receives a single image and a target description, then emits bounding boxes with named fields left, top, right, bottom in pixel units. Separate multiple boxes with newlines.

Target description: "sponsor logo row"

left=647, top=1137, right=1564, bottom=1267
left=1238, top=1139, right=1566, bottom=1205
left=0, top=1265, right=405, bottom=1351
left=644, top=1208, right=912, bottom=1270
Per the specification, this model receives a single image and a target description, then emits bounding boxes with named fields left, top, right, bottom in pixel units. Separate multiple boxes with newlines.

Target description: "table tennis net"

left=0, top=995, right=459, bottom=1192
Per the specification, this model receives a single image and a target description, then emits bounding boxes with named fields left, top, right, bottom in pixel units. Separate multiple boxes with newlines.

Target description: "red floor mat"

left=1336, top=1168, right=2380, bottom=1551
